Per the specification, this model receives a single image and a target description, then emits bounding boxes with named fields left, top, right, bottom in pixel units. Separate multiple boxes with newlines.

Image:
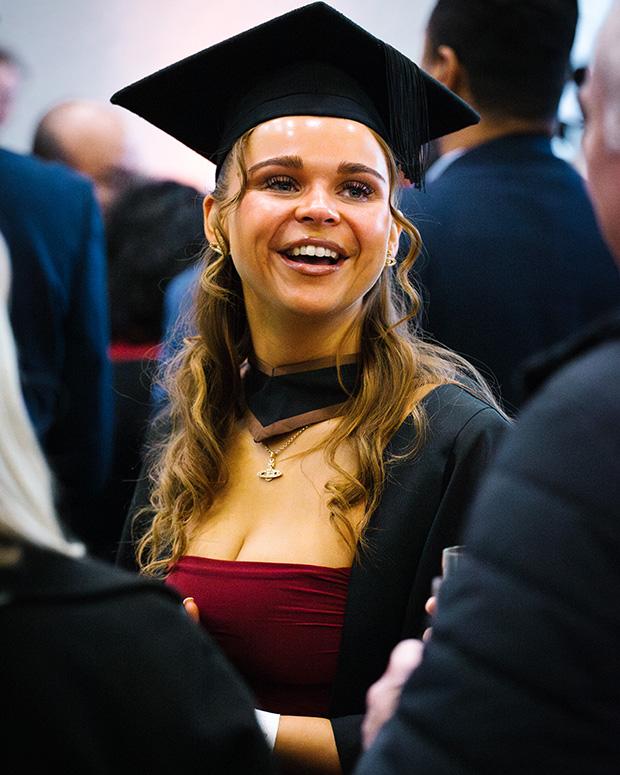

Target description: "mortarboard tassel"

left=383, top=43, right=429, bottom=189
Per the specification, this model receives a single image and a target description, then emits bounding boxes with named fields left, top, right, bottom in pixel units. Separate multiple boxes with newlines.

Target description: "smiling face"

left=204, top=116, right=400, bottom=346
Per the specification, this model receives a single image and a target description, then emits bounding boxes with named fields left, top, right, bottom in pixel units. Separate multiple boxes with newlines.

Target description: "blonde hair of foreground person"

left=137, top=128, right=504, bottom=577
left=0, top=232, right=84, bottom=560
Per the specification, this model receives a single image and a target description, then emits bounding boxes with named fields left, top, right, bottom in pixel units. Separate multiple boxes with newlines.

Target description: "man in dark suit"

left=403, top=0, right=620, bottom=412
left=355, top=3, right=620, bottom=772
left=0, top=148, right=113, bottom=545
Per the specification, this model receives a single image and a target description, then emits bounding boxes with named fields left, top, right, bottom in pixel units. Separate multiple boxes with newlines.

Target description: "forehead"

left=245, top=116, right=390, bottom=173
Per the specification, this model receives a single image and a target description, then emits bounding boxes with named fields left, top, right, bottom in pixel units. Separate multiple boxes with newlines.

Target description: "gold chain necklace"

left=257, top=425, right=310, bottom=481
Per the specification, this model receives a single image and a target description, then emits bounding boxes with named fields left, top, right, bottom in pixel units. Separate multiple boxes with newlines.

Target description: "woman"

left=114, top=3, right=509, bottom=772
left=0, top=232, right=272, bottom=772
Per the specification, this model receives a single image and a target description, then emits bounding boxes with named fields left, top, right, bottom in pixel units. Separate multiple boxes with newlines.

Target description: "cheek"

left=357, top=208, right=393, bottom=254
left=583, top=119, right=605, bottom=172
left=355, top=212, right=393, bottom=287
left=229, top=195, right=287, bottom=248
left=227, top=205, right=260, bottom=254
left=225, top=212, right=255, bottom=280
left=226, top=207, right=278, bottom=283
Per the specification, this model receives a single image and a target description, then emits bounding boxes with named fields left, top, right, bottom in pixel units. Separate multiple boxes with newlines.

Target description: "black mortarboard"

left=111, top=2, right=478, bottom=187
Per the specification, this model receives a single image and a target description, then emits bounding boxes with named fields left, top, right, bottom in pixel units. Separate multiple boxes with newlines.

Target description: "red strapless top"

left=166, top=556, right=351, bottom=717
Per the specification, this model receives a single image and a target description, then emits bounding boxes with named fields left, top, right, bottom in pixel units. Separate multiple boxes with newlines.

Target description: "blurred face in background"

left=580, top=12, right=620, bottom=264
left=34, top=101, right=140, bottom=215
left=0, top=60, right=21, bottom=126
left=59, top=107, right=137, bottom=214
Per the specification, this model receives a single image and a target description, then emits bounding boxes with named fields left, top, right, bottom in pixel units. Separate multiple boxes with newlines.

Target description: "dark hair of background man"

left=426, top=0, right=578, bottom=120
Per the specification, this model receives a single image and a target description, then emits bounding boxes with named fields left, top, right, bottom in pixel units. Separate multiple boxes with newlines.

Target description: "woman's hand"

left=361, top=639, right=424, bottom=750
left=182, top=596, right=200, bottom=624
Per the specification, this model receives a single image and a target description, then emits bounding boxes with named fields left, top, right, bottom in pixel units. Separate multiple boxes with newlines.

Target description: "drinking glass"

left=441, top=544, right=467, bottom=580
left=431, top=545, right=467, bottom=598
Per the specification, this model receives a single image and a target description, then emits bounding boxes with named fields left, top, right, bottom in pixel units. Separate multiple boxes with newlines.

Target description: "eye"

left=341, top=180, right=375, bottom=200
left=263, top=175, right=299, bottom=192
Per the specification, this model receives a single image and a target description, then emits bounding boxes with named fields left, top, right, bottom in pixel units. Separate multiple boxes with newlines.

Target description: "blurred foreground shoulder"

left=1, top=544, right=273, bottom=774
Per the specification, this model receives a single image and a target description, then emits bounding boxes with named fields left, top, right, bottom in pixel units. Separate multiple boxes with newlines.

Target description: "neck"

left=247, top=309, right=362, bottom=366
left=438, top=115, right=555, bottom=155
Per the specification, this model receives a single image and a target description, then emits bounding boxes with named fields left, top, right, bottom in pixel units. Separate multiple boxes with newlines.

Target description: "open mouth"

left=280, top=245, right=344, bottom=266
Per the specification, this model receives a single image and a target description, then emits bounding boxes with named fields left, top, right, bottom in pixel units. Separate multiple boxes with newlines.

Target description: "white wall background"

left=0, top=0, right=613, bottom=191
left=0, top=0, right=435, bottom=191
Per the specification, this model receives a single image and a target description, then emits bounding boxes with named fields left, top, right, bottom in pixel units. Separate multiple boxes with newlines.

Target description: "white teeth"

left=288, top=245, right=340, bottom=259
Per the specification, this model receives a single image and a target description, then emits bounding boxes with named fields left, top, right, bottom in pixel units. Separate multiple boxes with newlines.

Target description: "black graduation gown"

left=118, top=382, right=508, bottom=772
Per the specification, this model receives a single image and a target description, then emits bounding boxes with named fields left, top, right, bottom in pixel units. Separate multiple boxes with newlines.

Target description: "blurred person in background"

left=153, top=253, right=202, bottom=410
left=0, top=231, right=274, bottom=774
left=91, top=178, right=204, bottom=560
left=0, top=142, right=112, bottom=548
left=356, top=4, right=620, bottom=772
left=402, top=0, right=620, bottom=413
left=32, top=99, right=142, bottom=216
left=0, top=47, right=23, bottom=127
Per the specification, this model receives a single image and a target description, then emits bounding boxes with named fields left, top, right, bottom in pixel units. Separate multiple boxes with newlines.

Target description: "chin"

left=284, top=302, right=345, bottom=319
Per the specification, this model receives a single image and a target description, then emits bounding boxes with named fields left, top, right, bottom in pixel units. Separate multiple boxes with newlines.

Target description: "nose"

left=294, top=185, right=340, bottom=225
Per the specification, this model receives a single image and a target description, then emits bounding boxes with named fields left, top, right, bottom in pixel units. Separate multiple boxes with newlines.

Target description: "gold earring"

left=385, top=250, right=397, bottom=267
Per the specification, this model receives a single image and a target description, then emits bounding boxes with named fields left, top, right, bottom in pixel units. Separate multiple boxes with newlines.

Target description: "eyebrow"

left=248, top=156, right=303, bottom=174
left=247, top=156, right=386, bottom=184
left=337, top=161, right=386, bottom=184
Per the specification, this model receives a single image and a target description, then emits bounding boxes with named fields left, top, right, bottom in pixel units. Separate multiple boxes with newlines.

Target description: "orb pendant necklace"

left=257, top=425, right=310, bottom=481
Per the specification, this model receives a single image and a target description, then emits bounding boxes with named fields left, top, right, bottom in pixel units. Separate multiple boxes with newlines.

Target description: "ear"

left=202, top=194, right=219, bottom=244
left=388, top=216, right=402, bottom=258
left=425, top=45, right=464, bottom=95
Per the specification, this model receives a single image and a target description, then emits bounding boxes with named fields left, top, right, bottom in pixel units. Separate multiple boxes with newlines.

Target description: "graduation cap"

left=111, top=1, right=478, bottom=187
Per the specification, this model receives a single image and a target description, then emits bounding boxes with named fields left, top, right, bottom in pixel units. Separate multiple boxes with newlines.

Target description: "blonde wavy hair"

left=136, top=127, right=503, bottom=576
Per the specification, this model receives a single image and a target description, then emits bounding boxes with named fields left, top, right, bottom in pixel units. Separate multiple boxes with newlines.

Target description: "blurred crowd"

left=1, top=1, right=619, bottom=774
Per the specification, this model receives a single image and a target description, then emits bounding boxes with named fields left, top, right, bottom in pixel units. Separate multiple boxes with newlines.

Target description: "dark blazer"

left=118, top=384, right=509, bottom=772
left=0, top=149, right=113, bottom=539
left=402, top=134, right=620, bottom=411
left=1, top=542, right=274, bottom=774
left=356, top=308, right=620, bottom=775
